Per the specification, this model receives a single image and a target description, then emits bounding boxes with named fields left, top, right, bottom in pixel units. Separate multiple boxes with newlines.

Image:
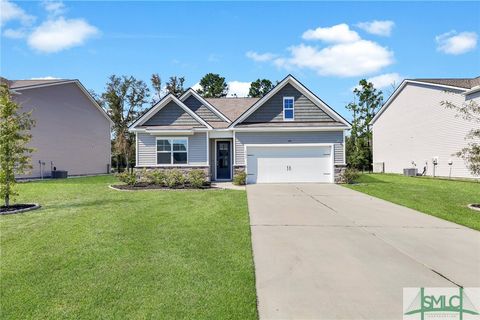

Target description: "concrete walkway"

left=247, top=184, right=480, bottom=319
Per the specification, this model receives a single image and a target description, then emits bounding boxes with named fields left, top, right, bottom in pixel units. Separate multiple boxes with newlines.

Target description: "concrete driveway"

left=247, top=184, right=480, bottom=319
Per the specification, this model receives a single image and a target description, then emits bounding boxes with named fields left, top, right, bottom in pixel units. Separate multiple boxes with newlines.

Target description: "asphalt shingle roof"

left=412, top=76, right=480, bottom=89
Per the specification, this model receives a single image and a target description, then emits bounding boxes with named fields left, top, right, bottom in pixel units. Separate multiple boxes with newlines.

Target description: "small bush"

left=233, top=172, right=247, bottom=185
left=188, top=169, right=207, bottom=188
left=148, top=170, right=166, bottom=186
left=165, top=169, right=185, bottom=188
left=116, top=171, right=137, bottom=186
left=340, top=167, right=360, bottom=184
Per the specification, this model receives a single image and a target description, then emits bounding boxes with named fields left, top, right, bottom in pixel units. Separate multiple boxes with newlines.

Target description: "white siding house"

left=372, top=77, right=480, bottom=179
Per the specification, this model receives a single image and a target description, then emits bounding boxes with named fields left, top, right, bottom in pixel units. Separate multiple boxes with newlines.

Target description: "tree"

left=165, top=76, right=185, bottom=97
left=151, top=73, right=162, bottom=104
left=248, top=79, right=274, bottom=97
left=346, top=79, right=383, bottom=170
left=0, top=84, right=35, bottom=207
left=101, top=75, right=149, bottom=171
left=197, top=73, right=228, bottom=98
left=442, top=99, right=480, bottom=176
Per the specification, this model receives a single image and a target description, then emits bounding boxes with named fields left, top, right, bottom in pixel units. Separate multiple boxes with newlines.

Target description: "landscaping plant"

left=0, top=84, right=35, bottom=207
left=188, top=169, right=207, bottom=188
left=116, top=171, right=137, bottom=186
left=148, top=170, right=166, bottom=186
left=340, top=168, right=360, bottom=184
left=165, top=169, right=185, bottom=188
left=233, top=172, right=247, bottom=185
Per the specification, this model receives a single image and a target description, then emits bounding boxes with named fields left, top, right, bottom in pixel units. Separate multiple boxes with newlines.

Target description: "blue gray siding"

left=243, top=84, right=334, bottom=123
left=183, top=95, right=224, bottom=122
left=137, top=132, right=207, bottom=166
left=143, top=101, right=203, bottom=126
left=234, top=131, right=344, bottom=165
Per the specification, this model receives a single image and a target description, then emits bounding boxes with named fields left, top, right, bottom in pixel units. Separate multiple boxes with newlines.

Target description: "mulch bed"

left=0, top=204, right=41, bottom=215
left=468, top=204, right=480, bottom=211
left=110, top=183, right=214, bottom=191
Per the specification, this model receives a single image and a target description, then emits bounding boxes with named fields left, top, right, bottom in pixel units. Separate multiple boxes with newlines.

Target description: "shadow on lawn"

left=43, top=198, right=143, bottom=212
left=356, top=174, right=389, bottom=184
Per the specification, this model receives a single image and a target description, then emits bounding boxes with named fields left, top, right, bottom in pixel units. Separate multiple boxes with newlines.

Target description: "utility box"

left=373, top=162, right=385, bottom=173
left=403, top=168, right=418, bottom=177
left=51, top=170, right=68, bottom=179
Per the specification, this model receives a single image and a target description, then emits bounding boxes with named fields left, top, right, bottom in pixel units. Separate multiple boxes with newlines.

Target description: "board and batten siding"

left=243, top=84, right=334, bottom=123
left=137, top=132, right=207, bottom=166
left=373, top=83, right=478, bottom=179
left=234, top=131, right=344, bottom=165
left=143, top=101, right=203, bottom=126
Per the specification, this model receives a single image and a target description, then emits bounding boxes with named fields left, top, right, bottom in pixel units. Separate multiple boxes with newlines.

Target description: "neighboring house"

left=372, top=76, right=480, bottom=179
left=2, top=78, right=113, bottom=178
left=129, top=75, right=351, bottom=184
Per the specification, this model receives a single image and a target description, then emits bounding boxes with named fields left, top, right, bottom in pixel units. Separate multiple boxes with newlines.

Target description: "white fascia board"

left=231, top=75, right=351, bottom=128
left=371, top=79, right=468, bottom=124
left=464, top=86, right=480, bottom=96
left=180, top=89, right=231, bottom=123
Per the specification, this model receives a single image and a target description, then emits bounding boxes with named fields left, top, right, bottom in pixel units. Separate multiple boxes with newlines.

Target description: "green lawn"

left=344, top=174, right=480, bottom=231
left=0, top=176, right=258, bottom=320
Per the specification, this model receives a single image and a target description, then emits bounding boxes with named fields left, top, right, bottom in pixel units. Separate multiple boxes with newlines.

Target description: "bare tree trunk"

left=5, top=188, right=9, bottom=207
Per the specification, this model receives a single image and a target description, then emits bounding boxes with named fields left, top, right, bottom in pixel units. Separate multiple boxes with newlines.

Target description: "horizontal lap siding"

left=137, top=132, right=207, bottom=166
left=143, top=101, right=202, bottom=126
left=243, top=84, right=334, bottom=123
left=234, top=131, right=344, bottom=165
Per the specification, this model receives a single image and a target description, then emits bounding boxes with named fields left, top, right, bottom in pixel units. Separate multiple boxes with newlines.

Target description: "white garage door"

left=246, top=145, right=333, bottom=184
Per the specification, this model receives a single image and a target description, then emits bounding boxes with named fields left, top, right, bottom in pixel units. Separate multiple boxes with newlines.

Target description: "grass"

left=0, top=176, right=258, bottom=320
left=344, top=173, right=480, bottom=231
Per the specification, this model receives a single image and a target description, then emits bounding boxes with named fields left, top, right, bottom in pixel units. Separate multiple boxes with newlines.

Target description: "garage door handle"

left=324, top=173, right=331, bottom=175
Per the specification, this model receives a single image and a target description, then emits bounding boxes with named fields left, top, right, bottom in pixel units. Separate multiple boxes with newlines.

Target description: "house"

left=372, top=76, right=480, bottom=179
left=129, top=75, right=351, bottom=184
left=2, top=78, right=113, bottom=178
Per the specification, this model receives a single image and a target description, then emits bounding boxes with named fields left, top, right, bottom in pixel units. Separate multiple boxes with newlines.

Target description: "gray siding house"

left=129, top=75, right=351, bottom=183
left=3, top=78, right=113, bottom=178
left=372, top=77, right=480, bottom=179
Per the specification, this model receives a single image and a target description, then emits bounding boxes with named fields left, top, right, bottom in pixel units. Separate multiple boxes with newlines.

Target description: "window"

left=156, top=138, right=188, bottom=165
left=283, top=97, right=294, bottom=121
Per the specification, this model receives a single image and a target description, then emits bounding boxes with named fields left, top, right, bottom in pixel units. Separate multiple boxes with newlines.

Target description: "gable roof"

left=229, top=74, right=351, bottom=128
left=371, top=76, right=479, bottom=124
left=179, top=89, right=231, bottom=123
left=205, top=97, right=259, bottom=122
left=411, top=77, right=480, bottom=90
left=3, top=78, right=113, bottom=126
left=129, top=93, right=212, bottom=131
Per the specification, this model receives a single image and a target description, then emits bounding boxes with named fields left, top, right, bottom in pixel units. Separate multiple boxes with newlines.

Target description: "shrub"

left=340, top=167, right=360, bottom=184
left=188, top=169, right=207, bottom=188
left=233, top=172, right=247, bottom=185
left=165, top=169, right=185, bottom=188
left=148, top=170, right=166, bottom=186
left=116, top=171, right=137, bottom=186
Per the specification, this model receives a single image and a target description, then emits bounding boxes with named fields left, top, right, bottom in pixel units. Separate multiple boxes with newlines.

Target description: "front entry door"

left=216, top=141, right=231, bottom=180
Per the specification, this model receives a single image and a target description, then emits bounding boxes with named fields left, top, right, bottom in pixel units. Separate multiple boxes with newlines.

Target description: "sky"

left=1, top=1, right=479, bottom=120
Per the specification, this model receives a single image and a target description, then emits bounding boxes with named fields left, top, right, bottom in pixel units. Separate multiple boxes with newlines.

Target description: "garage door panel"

left=246, top=145, right=333, bottom=184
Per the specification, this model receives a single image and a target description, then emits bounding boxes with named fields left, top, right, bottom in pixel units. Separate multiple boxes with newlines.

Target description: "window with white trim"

left=156, top=138, right=188, bottom=164
left=283, top=97, right=294, bottom=121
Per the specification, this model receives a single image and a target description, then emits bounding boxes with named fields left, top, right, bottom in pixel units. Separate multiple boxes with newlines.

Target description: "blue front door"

left=216, top=141, right=231, bottom=180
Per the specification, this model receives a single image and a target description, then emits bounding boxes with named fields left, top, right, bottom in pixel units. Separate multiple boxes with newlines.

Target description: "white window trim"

left=283, top=96, right=295, bottom=121
left=156, top=137, right=189, bottom=165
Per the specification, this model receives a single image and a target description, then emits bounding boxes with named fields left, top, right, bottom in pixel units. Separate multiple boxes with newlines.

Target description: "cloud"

left=42, top=0, right=66, bottom=16
left=0, top=0, right=35, bottom=26
left=191, top=82, right=201, bottom=91
left=352, top=73, right=402, bottom=90
left=3, top=28, right=26, bottom=39
left=356, top=20, right=395, bottom=36
left=435, top=31, right=477, bottom=55
left=30, top=76, right=60, bottom=80
left=27, top=17, right=99, bottom=53
left=274, top=41, right=394, bottom=77
left=246, top=51, right=277, bottom=62
left=227, top=81, right=250, bottom=97
left=302, top=23, right=360, bottom=43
